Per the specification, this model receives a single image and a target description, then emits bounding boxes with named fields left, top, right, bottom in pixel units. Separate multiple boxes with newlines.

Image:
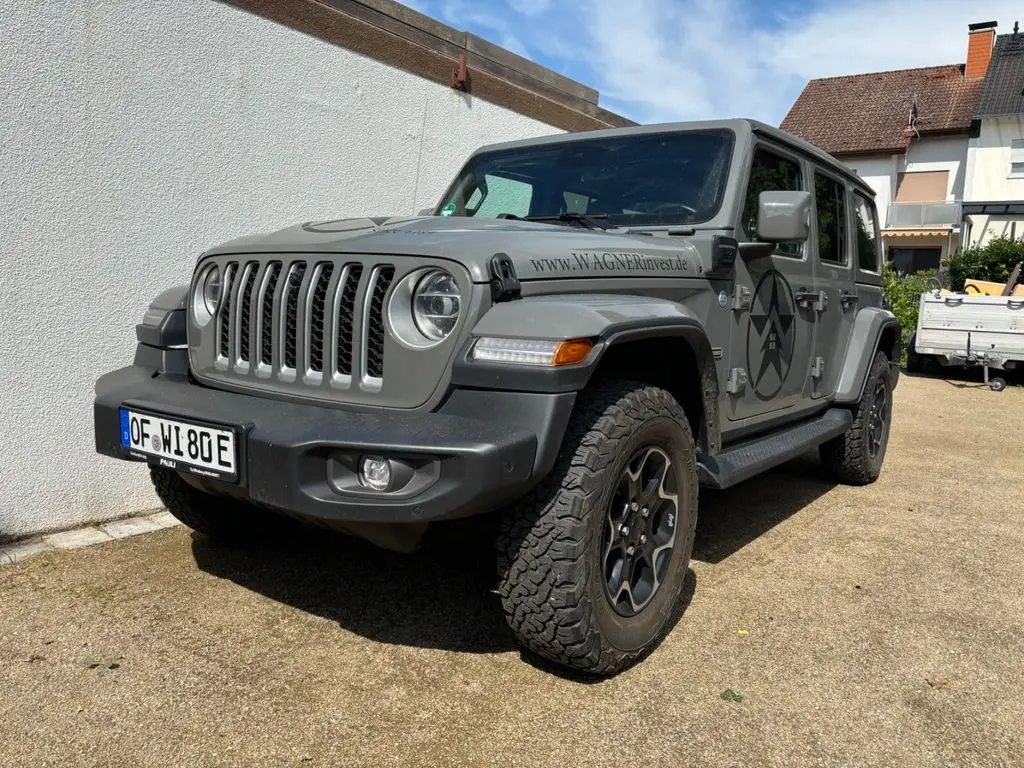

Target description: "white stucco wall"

left=0, top=0, right=561, bottom=538
left=964, top=116, right=1024, bottom=245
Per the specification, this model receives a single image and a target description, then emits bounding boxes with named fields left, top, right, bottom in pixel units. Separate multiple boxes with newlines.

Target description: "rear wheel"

left=496, top=380, right=698, bottom=675
left=150, top=468, right=298, bottom=541
left=820, top=351, right=893, bottom=485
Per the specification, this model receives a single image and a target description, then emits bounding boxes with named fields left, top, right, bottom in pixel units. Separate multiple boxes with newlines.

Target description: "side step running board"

left=698, top=408, right=853, bottom=490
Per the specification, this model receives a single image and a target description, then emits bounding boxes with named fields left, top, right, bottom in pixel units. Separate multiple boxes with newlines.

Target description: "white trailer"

left=908, top=289, right=1024, bottom=391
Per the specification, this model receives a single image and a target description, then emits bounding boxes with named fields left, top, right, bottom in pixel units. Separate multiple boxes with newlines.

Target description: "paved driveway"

left=2, top=374, right=1022, bottom=767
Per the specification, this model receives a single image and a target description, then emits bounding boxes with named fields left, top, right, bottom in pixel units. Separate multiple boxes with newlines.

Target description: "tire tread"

left=496, top=379, right=695, bottom=675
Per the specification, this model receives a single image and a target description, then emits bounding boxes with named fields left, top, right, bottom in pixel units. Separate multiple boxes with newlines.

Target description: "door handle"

left=794, top=288, right=816, bottom=304
left=840, top=291, right=859, bottom=307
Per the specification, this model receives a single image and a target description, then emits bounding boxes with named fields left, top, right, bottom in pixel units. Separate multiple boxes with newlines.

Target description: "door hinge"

left=810, top=356, right=826, bottom=379
left=731, top=286, right=751, bottom=312
left=796, top=288, right=828, bottom=312
left=725, top=367, right=748, bottom=394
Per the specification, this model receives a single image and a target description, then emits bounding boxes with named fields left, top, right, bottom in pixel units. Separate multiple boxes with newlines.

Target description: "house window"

left=894, top=170, right=949, bottom=202
left=853, top=193, right=880, bottom=272
left=1010, top=139, right=1024, bottom=178
left=742, top=148, right=803, bottom=256
left=889, top=247, right=941, bottom=274
left=814, top=172, right=848, bottom=265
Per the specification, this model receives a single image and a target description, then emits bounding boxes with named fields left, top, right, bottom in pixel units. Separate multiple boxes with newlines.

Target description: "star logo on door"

left=746, top=269, right=797, bottom=401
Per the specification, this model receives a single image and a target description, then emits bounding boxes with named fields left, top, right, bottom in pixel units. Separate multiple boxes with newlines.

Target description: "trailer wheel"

left=905, top=333, right=923, bottom=374
left=989, top=377, right=1007, bottom=392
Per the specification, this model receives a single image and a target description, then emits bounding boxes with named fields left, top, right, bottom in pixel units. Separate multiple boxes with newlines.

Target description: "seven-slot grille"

left=211, top=259, right=395, bottom=385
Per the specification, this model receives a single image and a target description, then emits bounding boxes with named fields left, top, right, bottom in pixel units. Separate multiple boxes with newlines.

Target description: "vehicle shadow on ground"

left=191, top=451, right=834, bottom=662
left=191, top=518, right=518, bottom=655
left=693, top=451, right=836, bottom=564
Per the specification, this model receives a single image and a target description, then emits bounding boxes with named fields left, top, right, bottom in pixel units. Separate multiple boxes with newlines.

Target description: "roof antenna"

left=906, top=94, right=920, bottom=138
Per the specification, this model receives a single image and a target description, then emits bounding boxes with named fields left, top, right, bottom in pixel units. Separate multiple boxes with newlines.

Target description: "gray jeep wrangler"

left=94, top=119, right=899, bottom=675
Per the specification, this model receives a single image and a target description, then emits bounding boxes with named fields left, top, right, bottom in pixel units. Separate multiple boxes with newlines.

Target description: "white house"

left=962, top=24, right=1024, bottom=246
left=781, top=22, right=1012, bottom=273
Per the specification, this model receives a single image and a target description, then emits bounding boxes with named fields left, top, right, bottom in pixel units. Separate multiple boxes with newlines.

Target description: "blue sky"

left=398, top=0, right=1021, bottom=125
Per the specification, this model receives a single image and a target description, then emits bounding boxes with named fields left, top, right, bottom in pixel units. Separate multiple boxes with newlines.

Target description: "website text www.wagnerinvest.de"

left=529, top=251, right=696, bottom=274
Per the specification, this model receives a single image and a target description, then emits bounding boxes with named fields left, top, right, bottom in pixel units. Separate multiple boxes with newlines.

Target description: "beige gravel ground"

left=1, top=373, right=1022, bottom=768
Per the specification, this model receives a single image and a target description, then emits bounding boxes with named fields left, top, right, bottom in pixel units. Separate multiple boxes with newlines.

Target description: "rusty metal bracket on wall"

left=451, top=53, right=469, bottom=91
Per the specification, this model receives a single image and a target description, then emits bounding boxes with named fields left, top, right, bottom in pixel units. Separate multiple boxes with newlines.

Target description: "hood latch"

left=489, top=253, right=521, bottom=302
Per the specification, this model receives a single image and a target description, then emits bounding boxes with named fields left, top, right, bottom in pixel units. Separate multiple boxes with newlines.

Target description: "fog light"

left=359, top=455, right=392, bottom=491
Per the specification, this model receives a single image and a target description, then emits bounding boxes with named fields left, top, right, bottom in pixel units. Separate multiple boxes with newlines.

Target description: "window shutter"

left=894, top=171, right=949, bottom=202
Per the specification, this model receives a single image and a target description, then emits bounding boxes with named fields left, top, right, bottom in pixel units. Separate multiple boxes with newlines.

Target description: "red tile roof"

left=780, top=64, right=983, bottom=156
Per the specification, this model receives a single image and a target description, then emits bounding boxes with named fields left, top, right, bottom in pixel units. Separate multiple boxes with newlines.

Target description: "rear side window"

left=814, top=172, right=848, bottom=265
left=853, top=193, right=880, bottom=272
left=743, top=148, right=803, bottom=257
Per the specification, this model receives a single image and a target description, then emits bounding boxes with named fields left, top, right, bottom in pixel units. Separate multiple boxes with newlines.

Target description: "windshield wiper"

left=525, top=212, right=611, bottom=230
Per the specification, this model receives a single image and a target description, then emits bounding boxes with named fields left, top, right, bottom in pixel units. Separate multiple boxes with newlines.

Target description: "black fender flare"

left=136, top=284, right=189, bottom=348
left=834, top=308, right=901, bottom=403
left=452, top=294, right=721, bottom=453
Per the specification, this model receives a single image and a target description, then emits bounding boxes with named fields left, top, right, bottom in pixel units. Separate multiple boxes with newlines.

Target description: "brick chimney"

left=966, top=21, right=997, bottom=78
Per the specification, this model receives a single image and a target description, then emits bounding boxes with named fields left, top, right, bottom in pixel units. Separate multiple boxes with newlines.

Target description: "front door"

left=727, top=145, right=816, bottom=420
left=809, top=170, right=857, bottom=398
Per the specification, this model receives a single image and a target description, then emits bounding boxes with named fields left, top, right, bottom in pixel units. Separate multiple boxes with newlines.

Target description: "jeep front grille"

left=211, top=258, right=394, bottom=385
left=189, top=254, right=473, bottom=409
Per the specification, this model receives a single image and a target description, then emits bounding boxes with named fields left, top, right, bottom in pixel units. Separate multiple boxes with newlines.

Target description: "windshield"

left=436, top=129, right=734, bottom=228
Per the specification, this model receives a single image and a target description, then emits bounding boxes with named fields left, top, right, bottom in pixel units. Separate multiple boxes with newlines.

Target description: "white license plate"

left=120, top=408, right=238, bottom=481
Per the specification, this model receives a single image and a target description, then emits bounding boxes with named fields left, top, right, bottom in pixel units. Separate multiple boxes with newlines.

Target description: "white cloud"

left=521, top=0, right=1023, bottom=124
left=401, top=0, right=1022, bottom=124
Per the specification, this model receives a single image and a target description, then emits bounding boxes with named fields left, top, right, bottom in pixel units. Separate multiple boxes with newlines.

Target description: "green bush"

left=882, top=263, right=938, bottom=365
left=945, top=236, right=1024, bottom=291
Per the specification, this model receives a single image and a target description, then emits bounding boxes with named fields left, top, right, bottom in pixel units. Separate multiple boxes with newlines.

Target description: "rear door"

left=809, top=169, right=857, bottom=399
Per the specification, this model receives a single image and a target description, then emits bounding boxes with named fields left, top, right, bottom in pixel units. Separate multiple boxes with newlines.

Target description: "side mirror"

left=757, top=190, right=811, bottom=242
left=417, top=207, right=434, bottom=216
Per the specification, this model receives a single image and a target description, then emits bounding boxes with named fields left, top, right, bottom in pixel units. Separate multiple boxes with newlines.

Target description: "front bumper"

left=95, top=364, right=574, bottom=524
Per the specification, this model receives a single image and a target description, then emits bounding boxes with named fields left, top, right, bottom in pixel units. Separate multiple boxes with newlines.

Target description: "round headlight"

left=202, top=265, right=222, bottom=316
left=412, top=270, right=461, bottom=341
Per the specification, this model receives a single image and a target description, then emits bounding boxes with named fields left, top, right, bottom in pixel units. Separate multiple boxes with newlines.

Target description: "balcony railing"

left=885, top=201, right=962, bottom=229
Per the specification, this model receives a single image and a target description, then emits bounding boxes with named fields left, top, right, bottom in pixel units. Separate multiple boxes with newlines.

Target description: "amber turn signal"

left=552, top=339, right=594, bottom=366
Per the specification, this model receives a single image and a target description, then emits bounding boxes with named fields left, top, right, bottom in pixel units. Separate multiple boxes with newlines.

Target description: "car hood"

left=203, top=215, right=706, bottom=283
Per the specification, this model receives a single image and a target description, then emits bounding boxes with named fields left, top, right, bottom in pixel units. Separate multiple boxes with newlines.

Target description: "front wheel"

left=820, top=351, right=893, bottom=485
left=496, top=380, right=698, bottom=676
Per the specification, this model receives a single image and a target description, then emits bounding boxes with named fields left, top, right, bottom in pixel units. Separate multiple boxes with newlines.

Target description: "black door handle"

left=840, top=291, right=859, bottom=306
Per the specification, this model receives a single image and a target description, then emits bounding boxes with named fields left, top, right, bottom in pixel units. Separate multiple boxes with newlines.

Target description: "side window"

left=743, top=148, right=803, bottom=256
left=473, top=174, right=533, bottom=218
left=853, top=193, right=880, bottom=272
left=814, top=172, right=848, bottom=265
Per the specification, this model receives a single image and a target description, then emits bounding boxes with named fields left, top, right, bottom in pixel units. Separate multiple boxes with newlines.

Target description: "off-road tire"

left=150, top=467, right=297, bottom=541
left=820, top=351, right=893, bottom=485
left=496, top=380, right=698, bottom=676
